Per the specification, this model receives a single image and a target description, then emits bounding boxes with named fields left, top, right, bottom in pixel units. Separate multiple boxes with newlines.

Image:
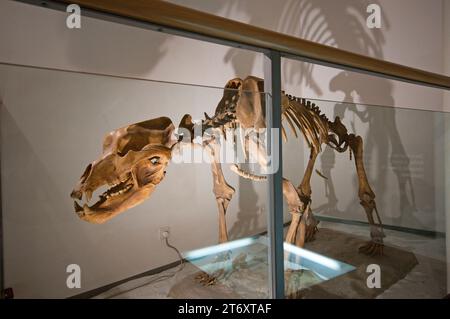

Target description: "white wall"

left=0, top=0, right=448, bottom=298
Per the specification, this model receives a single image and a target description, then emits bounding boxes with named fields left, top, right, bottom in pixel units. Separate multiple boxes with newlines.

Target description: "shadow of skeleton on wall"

left=219, top=0, right=418, bottom=236
left=66, top=0, right=419, bottom=235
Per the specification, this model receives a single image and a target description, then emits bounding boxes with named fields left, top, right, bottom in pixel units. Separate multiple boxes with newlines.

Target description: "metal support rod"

left=0, top=100, right=3, bottom=298
left=264, top=50, right=285, bottom=299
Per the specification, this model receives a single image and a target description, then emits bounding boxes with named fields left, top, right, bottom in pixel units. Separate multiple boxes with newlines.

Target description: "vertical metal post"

left=444, top=113, right=450, bottom=295
left=264, top=50, right=285, bottom=299
left=444, top=0, right=450, bottom=295
left=0, top=100, right=3, bottom=298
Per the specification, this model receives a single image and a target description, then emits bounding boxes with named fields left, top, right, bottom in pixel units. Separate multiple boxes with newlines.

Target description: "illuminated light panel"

left=183, top=235, right=355, bottom=281
left=283, top=242, right=342, bottom=271
left=182, top=237, right=257, bottom=260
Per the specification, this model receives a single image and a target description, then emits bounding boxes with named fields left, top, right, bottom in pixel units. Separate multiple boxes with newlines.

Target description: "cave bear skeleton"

left=70, top=76, right=385, bottom=256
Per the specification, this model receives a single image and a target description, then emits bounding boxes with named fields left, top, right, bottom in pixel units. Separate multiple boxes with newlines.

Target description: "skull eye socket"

left=150, top=156, right=160, bottom=165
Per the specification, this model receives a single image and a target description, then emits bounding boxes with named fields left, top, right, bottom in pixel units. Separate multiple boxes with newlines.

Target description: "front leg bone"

left=207, top=140, right=235, bottom=244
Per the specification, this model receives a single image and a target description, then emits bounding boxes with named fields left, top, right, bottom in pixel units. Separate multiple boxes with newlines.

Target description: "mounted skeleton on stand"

left=70, top=76, right=385, bottom=259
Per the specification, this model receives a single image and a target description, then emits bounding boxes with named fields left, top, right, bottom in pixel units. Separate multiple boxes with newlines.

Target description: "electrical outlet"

left=159, top=226, right=170, bottom=240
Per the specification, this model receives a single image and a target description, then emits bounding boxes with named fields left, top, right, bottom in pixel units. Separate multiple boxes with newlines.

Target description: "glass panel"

left=183, top=235, right=354, bottom=298
left=281, top=94, right=449, bottom=298
left=2, top=63, right=449, bottom=299
left=0, top=63, right=273, bottom=299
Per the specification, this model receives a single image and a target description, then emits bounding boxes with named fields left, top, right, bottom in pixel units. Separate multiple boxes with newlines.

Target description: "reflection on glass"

left=183, top=235, right=355, bottom=298
left=282, top=97, right=449, bottom=299
left=0, top=63, right=271, bottom=299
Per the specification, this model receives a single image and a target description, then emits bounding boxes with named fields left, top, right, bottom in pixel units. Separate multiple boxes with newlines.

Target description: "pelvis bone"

left=70, top=117, right=177, bottom=224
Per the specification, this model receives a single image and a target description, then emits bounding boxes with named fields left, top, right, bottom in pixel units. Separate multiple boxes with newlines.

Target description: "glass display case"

left=1, top=62, right=448, bottom=299
left=1, top=0, right=449, bottom=300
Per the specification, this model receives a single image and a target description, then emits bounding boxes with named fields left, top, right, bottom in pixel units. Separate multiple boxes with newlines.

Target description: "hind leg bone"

left=297, top=148, right=320, bottom=242
left=284, top=179, right=304, bottom=245
left=348, top=134, right=385, bottom=256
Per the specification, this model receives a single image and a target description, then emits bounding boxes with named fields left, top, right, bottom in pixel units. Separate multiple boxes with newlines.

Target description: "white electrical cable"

left=104, top=236, right=185, bottom=299
left=164, top=236, right=185, bottom=271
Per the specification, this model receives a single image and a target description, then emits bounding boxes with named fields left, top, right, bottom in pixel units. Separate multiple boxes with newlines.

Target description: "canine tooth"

left=85, top=190, right=93, bottom=202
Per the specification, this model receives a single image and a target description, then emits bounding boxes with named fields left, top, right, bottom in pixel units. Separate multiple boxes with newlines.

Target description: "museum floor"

left=93, top=221, right=447, bottom=299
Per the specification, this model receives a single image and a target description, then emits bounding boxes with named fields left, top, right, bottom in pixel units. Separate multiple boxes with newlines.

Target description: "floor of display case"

left=173, top=235, right=355, bottom=298
left=93, top=221, right=446, bottom=299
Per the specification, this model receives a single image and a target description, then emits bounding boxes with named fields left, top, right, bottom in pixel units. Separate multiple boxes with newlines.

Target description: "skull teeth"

left=103, top=183, right=133, bottom=199
left=111, top=176, right=131, bottom=188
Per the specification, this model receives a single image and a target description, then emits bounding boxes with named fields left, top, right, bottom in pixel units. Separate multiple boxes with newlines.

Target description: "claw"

left=195, top=272, right=215, bottom=285
left=195, top=269, right=225, bottom=286
left=305, top=225, right=319, bottom=242
left=304, top=219, right=319, bottom=243
left=359, top=241, right=384, bottom=256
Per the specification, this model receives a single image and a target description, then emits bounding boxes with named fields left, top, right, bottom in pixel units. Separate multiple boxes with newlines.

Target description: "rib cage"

left=282, top=93, right=329, bottom=151
left=202, top=90, right=331, bottom=153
